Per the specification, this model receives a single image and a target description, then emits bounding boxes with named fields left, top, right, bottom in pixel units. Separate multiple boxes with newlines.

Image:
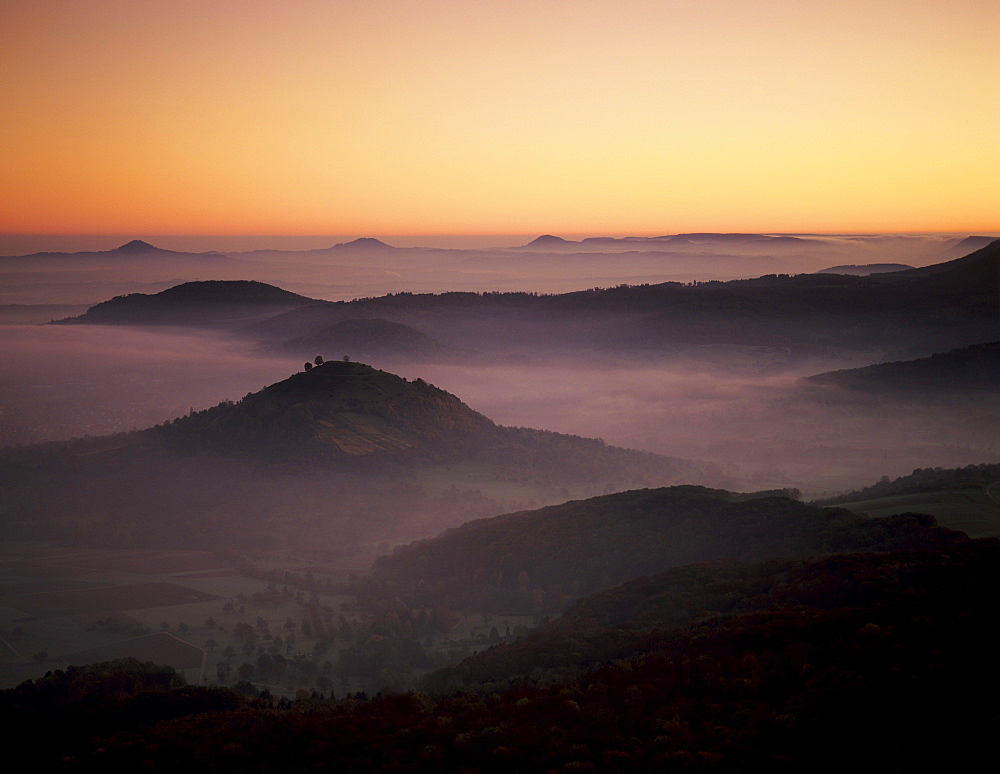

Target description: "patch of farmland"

left=5, top=582, right=220, bottom=616
left=37, top=550, right=231, bottom=576
left=0, top=577, right=106, bottom=597
left=169, top=575, right=275, bottom=598
left=835, top=489, right=1000, bottom=538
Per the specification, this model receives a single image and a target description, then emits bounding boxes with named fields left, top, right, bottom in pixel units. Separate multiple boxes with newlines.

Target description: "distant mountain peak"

left=112, top=239, right=161, bottom=253
left=330, top=237, right=393, bottom=250
left=815, top=263, right=914, bottom=276
left=518, top=234, right=576, bottom=249
left=56, top=279, right=313, bottom=326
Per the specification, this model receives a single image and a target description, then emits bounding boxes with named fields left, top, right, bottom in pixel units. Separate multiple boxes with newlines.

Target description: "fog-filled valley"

left=2, top=233, right=998, bottom=771
left=3, top=234, right=996, bottom=493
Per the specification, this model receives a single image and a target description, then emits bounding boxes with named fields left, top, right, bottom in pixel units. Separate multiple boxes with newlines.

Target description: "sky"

left=2, top=0, right=998, bottom=237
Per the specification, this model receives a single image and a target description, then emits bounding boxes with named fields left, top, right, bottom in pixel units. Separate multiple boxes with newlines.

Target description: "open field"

left=834, top=488, right=1000, bottom=538
left=0, top=541, right=524, bottom=696
left=0, top=543, right=366, bottom=692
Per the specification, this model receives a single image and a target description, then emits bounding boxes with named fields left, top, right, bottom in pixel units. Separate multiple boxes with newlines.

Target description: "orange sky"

left=2, top=0, right=998, bottom=236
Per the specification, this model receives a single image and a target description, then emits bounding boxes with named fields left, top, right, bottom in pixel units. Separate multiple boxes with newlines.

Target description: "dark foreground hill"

left=367, top=485, right=954, bottom=615
left=419, top=511, right=965, bottom=692
left=7, top=537, right=997, bottom=772
left=0, top=362, right=710, bottom=552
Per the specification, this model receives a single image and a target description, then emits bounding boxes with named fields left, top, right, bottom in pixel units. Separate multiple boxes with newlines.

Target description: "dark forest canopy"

left=420, top=520, right=975, bottom=693
left=6, top=538, right=998, bottom=773
left=367, top=485, right=955, bottom=614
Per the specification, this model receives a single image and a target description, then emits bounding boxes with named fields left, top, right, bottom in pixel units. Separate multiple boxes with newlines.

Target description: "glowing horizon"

left=2, top=1, right=998, bottom=236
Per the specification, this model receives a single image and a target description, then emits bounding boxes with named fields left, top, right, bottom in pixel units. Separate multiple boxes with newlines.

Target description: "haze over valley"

left=3, top=1, right=999, bottom=769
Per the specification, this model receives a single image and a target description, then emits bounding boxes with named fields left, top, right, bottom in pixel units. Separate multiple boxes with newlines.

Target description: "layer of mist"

left=1, top=322, right=994, bottom=497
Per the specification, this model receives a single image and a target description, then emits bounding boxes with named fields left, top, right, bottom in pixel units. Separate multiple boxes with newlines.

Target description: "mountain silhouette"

left=110, top=239, right=164, bottom=253
left=330, top=237, right=393, bottom=250
left=805, top=341, right=1000, bottom=398
left=518, top=234, right=574, bottom=248
left=57, top=280, right=315, bottom=326
left=156, top=359, right=503, bottom=461
left=815, top=263, right=913, bottom=275
left=886, top=238, right=998, bottom=278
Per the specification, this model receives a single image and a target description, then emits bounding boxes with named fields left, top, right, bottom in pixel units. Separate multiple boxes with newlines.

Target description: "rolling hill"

left=0, top=361, right=711, bottom=552
left=805, top=341, right=1000, bottom=398
left=10, top=536, right=997, bottom=772
left=233, top=237, right=1000, bottom=358
left=815, top=263, right=913, bottom=275
left=55, top=280, right=315, bottom=326
left=368, top=484, right=952, bottom=614
left=56, top=239, right=998, bottom=360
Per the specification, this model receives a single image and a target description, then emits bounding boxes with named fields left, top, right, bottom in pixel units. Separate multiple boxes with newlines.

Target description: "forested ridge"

left=6, top=537, right=997, bottom=772
left=368, top=486, right=952, bottom=614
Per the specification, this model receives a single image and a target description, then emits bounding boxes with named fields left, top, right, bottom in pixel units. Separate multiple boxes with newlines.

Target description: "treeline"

left=816, top=462, right=1000, bottom=505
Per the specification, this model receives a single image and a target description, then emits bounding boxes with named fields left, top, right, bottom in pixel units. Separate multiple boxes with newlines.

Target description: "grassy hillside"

left=814, top=463, right=1000, bottom=538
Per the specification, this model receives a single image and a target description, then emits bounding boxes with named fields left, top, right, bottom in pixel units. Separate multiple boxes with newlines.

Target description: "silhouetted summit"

left=183, top=359, right=501, bottom=461
left=330, top=237, right=393, bottom=250
left=153, top=360, right=687, bottom=475
left=60, top=280, right=313, bottom=326
left=111, top=239, right=162, bottom=253
left=815, top=263, right=913, bottom=276
left=520, top=234, right=573, bottom=248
